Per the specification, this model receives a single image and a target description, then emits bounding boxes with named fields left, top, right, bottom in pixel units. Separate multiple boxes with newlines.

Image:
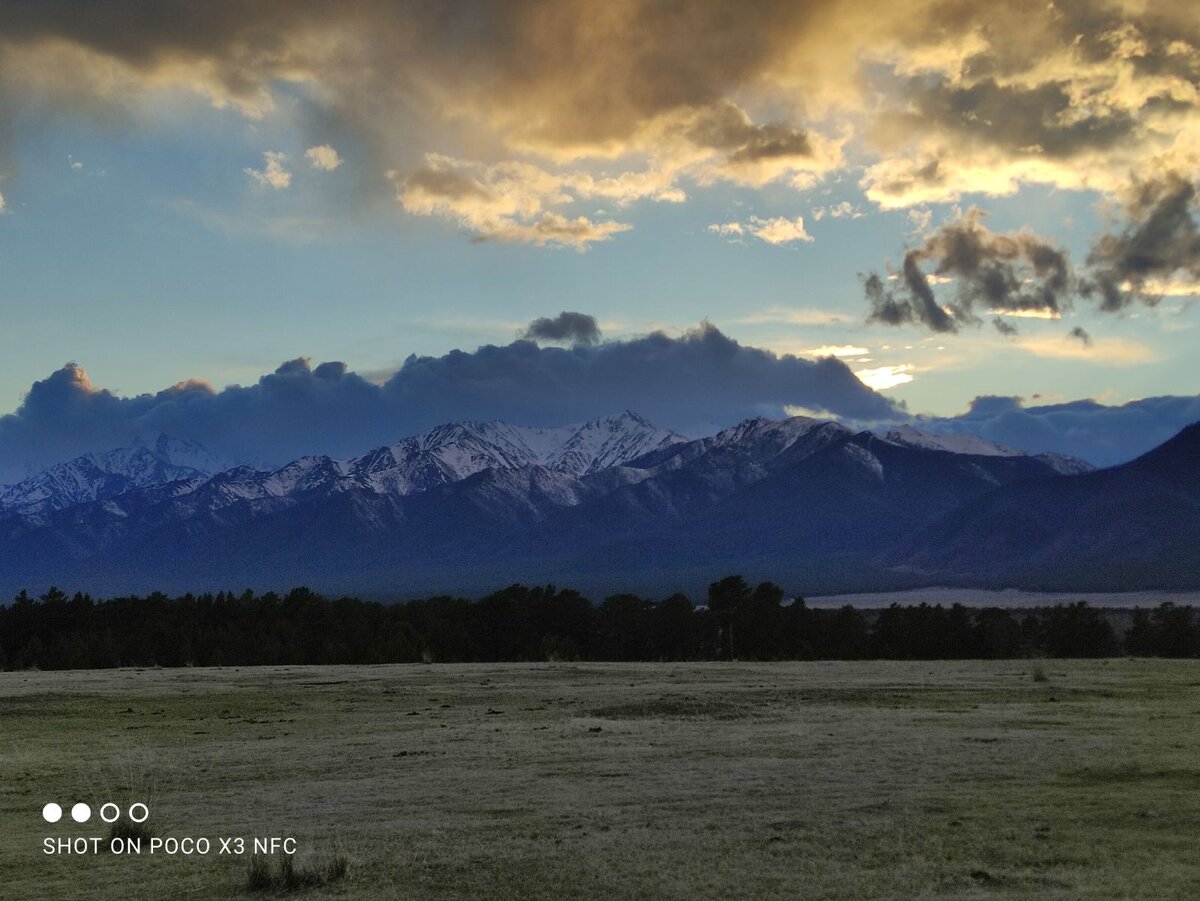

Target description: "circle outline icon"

left=42, top=803, right=63, bottom=823
left=99, top=803, right=120, bottom=824
left=128, top=803, right=149, bottom=823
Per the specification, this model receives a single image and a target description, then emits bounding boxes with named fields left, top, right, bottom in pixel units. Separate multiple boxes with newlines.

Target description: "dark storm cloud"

left=1083, top=172, right=1200, bottom=310
left=865, top=258, right=957, bottom=332
left=685, top=101, right=813, bottom=163
left=864, top=179, right=1200, bottom=333
left=0, top=323, right=901, bottom=481
left=521, top=312, right=602, bottom=345
left=3, top=0, right=1200, bottom=230
left=0, top=0, right=832, bottom=165
left=404, top=167, right=493, bottom=204
left=992, top=317, right=1017, bottom=337
left=902, top=77, right=1139, bottom=160
left=917, top=394, right=1200, bottom=467
left=865, top=209, right=1072, bottom=333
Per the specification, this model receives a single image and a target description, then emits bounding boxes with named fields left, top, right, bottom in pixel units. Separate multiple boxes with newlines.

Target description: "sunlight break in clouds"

left=855, top=364, right=915, bottom=391
left=801, top=345, right=871, bottom=358
left=1012, top=335, right=1157, bottom=365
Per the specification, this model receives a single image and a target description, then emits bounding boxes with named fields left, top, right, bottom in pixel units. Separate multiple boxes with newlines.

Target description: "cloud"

left=521, top=311, right=601, bottom=346
left=712, top=215, right=813, bottom=245
left=991, top=316, right=1018, bottom=337
left=812, top=201, right=862, bottom=221
left=916, top=394, right=1200, bottom=466
left=864, top=208, right=1072, bottom=333
left=1083, top=172, right=1200, bottom=310
left=304, top=144, right=342, bottom=171
left=679, top=100, right=843, bottom=188
left=1012, top=334, right=1155, bottom=365
left=707, top=222, right=745, bottom=239
left=391, top=154, right=663, bottom=248
left=859, top=8, right=1200, bottom=207
left=798, top=345, right=870, bottom=358
left=244, top=151, right=291, bottom=190
left=734, top=307, right=849, bottom=326
left=748, top=215, right=813, bottom=245
left=854, top=364, right=914, bottom=391
left=0, top=2, right=1197, bottom=247
left=867, top=177, right=1200, bottom=333
left=0, top=322, right=902, bottom=482
left=865, top=262, right=954, bottom=332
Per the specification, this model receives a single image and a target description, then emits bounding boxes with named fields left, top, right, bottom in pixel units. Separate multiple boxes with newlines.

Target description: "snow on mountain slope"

left=884, top=425, right=1023, bottom=457
left=1033, top=452, right=1097, bottom=476
left=138, top=434, right=235, bottom=476
left=542, top=411, right=684, bottom=475
left=359, top=411, right=685, bottom=492
left=610, top=415, right=849, bottom=478
left=882, top=425, right=1095, bottom=474
left=8, top=413, right=686, bottom=518
left=0, top=434, right=231, bottom=516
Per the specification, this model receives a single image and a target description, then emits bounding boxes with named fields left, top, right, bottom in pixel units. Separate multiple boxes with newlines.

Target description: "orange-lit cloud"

left=1, top=1, right=1199, bottom=247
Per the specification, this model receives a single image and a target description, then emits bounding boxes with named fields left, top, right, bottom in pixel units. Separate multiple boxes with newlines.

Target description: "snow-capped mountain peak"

left=543, top=411, right=685, bottom=475
left=0, top=433, right=231, bottom=516
left=366, top=412, right=686, bottom=491
left=133, top=433, right=235, bottom=475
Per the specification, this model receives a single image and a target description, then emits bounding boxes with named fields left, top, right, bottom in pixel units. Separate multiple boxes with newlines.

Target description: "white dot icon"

left=71, top=803, right=91, bottom=823
left=42, top=803, right=62, bottom=823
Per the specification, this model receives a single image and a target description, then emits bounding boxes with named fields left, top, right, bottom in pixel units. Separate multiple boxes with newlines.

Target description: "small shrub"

left=1031, top=664, right=1049, bottom=683
left=245, top=852, right=349, bottom=893
left=326, top=854, right=349, bottom=882
left=245, top=856, right=273, bottom=892
left=108, top=818, right=155, bottom=845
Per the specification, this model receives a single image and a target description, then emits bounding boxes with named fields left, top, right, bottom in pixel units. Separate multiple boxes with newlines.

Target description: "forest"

left=1, top=576, right=1197, bottom=670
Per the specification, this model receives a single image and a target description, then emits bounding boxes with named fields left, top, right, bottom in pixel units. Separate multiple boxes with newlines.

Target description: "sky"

left=0, top=1, right=1198, bottom=477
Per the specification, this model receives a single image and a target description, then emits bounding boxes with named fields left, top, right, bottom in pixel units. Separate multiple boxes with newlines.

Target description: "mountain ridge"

left=0, top=414, right=1189, bottom=597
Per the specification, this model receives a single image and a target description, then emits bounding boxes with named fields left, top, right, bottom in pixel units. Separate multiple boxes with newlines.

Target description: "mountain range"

left=0, top=411, right=1194, bottom=598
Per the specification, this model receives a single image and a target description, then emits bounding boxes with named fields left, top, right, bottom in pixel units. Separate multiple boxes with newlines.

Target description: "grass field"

left=2, top=660, right=1198, bottom=899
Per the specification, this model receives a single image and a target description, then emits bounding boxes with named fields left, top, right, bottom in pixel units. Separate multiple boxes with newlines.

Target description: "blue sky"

left=2, top=118, right=1190, bottom=419
left=0, top=1, right=1197, bottom=455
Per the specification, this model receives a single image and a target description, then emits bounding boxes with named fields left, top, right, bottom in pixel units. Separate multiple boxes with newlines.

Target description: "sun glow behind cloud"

left=1012, top=335, right=1156, bottom=365
left=854, top=364, right=915, bottom=390
left=802, top=345, right=871, bottom=358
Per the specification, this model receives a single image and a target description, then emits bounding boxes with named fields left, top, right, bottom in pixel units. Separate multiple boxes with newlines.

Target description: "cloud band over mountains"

left=0, top=322, right=900, bottom=482
left=2, top=317, right=1193, bottom=481
left=916, top=394, right=1200, bottom=468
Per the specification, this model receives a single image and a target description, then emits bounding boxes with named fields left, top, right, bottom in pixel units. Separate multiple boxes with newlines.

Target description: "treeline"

left=1, top=577, right=1197, bottom=670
